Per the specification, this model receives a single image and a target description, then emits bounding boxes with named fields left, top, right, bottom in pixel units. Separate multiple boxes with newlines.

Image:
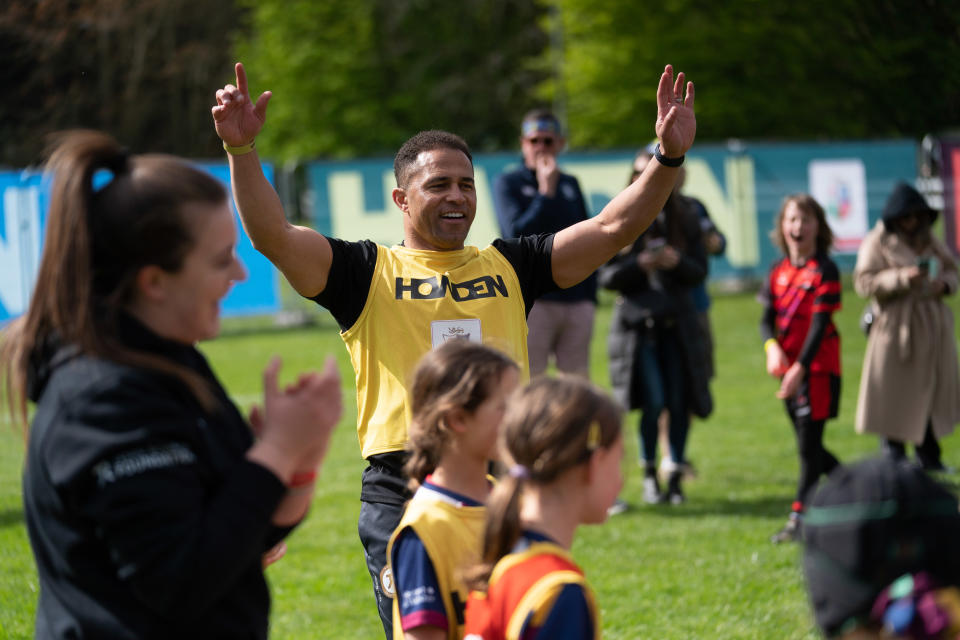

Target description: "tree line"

left=2, top=0, right=957, bottom=166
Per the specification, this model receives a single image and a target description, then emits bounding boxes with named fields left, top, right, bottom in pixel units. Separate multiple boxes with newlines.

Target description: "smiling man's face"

left=392, top=148, right=477, bottom=251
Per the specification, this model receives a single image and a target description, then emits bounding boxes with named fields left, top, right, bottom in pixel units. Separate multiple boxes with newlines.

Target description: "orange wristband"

left=288, top=470, right=317, bottom=489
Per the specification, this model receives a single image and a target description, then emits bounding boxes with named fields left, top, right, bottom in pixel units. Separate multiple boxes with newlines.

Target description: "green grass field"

left=1, top=288, right=958, bottom=639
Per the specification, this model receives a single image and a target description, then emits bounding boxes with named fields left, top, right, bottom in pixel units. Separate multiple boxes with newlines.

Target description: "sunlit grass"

left=1, top=287, right=957, bottom=639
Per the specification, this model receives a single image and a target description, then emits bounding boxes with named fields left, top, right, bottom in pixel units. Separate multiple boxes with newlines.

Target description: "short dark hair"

left=393, top=130, right=472, bottom=187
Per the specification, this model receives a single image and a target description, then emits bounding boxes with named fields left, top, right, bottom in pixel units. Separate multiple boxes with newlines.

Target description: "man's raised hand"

left=655, top=64, right=696, bottom=159
left=212, top=62, right=272, bottom=147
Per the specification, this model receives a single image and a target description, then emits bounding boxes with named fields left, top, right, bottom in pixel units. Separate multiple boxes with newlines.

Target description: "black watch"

left=654, top=143, right=684, bottom=167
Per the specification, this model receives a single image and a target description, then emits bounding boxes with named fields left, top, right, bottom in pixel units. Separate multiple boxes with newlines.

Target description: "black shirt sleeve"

left=666, top=211, right=707, bottom=287
left=308, top=237, right=379, bottom=331
left=758, top=265, right=776, bottom=342
left=692, top=198, right=727, bottom=256
left=798, top=258, right=840, bottom=367
left=797, top=312, right=830, bottom=369
left=491, top=235, right=560, bottom=316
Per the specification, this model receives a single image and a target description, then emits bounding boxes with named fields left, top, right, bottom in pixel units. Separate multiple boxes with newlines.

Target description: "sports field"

left=1, top=287, right=958, bottom=639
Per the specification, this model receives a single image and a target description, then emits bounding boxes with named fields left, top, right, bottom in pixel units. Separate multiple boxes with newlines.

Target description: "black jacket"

left=599, top=204, right=713, bottom=417
left=22, top=315, right=289, bottom=639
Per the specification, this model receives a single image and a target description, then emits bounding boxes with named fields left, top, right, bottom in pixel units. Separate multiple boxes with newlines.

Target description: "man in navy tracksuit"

left=493, top=109, right=597, bottom=378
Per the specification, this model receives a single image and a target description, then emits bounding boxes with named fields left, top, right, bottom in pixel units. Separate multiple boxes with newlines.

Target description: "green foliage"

left=234, top=0, right=386, bottom=161
left=235, top=0, right=550, bottom=161
left=4, top=0, right=959, bottom=167
left=5, top=0, right=958, bottom=165
left=550, top=0, right=960, bottom=148
left=2, top=288, right=958, bottom=638
left=0, top=0, right=247, bottom=164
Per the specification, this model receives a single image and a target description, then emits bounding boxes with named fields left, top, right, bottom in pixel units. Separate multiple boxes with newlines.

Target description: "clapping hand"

left=248, top=356, right=342, bottom=482
left=655, top=65, right=696, bottom=158
left=212, top=62, right=272, bottom=147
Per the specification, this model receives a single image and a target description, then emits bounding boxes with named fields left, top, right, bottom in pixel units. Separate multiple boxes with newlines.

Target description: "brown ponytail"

left=466, top=375, right=622, bottom=591
left=2, top=130, right=228, bottom=433
left=404, top=340, right=518, bottom=490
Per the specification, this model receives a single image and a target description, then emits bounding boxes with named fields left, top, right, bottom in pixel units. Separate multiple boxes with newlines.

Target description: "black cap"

left=881, top=181, right=938, bottom=230
left=802, top=456, right=960, bottom=636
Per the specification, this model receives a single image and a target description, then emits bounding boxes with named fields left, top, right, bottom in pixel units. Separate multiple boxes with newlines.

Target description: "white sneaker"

left=658, top=457, right=678, bottom=484
left=643, top=476, right=664, bottom=504
left=607, top=498, right=629, bottom=516
left=659, top=457, right=697, bottom=482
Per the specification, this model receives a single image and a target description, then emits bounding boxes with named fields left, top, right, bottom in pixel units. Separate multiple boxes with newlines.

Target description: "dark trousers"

left=635, top=325, right=690, bottom=465
left=357, top=453, right=411, bottom=639
left=784, top=407, right=839, bottom=505
left=883, top=419, right=942, bottom=468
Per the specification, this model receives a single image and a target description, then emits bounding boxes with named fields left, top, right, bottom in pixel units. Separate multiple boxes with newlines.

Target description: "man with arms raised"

left=212, top=63, right=695, bottom=637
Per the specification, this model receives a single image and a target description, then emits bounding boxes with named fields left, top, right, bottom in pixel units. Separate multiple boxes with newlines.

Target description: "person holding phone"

left=600, top=149, right=710, bottom=506
left=853, top=182, right=960, bottom=471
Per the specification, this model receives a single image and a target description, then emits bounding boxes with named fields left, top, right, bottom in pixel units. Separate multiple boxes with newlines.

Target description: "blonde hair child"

left=463, top=376, right=624, bottom=640
left=387, top=340, right=519, bottom=640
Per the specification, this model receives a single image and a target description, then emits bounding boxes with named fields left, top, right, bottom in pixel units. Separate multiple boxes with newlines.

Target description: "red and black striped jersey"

left=762, top=253, right=841, bottom=375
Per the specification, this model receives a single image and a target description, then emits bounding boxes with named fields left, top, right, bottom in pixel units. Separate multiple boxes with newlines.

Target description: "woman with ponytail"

left=463, top=376, right=624, bottom=640
left=1, top=130, right=342, bottom=639
left=387, top=340, right=519, bottom=640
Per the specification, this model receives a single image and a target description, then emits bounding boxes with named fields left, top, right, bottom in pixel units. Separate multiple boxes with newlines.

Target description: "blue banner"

left=305, top=140, right=917, bottom=280
left=0, top=163, right=281, bottom=323
left=2, top=140, right=921, bottom=324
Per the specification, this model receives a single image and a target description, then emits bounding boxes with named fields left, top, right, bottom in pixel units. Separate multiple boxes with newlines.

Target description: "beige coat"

left=853, top=221, right=960, bottom=443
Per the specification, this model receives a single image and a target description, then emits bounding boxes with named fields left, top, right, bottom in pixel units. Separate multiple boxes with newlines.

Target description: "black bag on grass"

left=802, top=456, right=960, bottom=637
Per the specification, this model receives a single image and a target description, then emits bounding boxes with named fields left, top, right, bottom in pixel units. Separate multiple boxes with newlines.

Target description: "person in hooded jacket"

left=853, top=182, right=960, bottom=471
left=1, top=130, right=342, bottom=639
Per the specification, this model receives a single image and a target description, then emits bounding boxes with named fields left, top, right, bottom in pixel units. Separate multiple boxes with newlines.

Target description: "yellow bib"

left=343, top=244, right=530, bottom=458
left=388, top=486, right=487, bottom=640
